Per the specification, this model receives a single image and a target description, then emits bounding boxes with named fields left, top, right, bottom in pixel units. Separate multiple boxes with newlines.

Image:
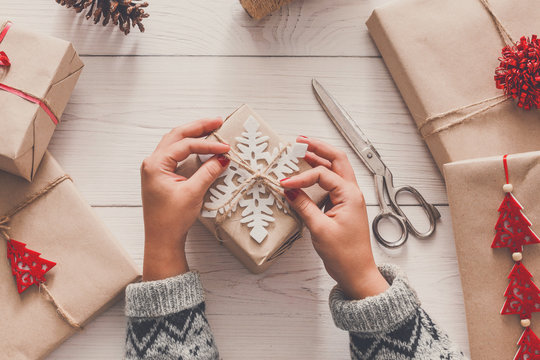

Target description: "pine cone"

left=56, top=0, right=149, bottom=35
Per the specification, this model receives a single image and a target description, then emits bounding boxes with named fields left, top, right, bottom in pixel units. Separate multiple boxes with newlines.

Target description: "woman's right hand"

left=280, top=137, right=389, bottom=300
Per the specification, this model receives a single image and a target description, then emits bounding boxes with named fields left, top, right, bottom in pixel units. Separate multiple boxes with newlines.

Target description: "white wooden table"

left=4, top=1, right=470, bottom=358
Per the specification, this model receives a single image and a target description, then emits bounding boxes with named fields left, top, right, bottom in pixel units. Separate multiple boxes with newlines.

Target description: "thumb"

left=284, top=188, right=325, bottom=232
left=188, top=155, right=230, bottom=196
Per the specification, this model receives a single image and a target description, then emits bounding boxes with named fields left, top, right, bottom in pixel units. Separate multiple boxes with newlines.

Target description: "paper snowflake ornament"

left=200, top=116, right=307, bottom=244
left=6, top=239, right=56, bottom=294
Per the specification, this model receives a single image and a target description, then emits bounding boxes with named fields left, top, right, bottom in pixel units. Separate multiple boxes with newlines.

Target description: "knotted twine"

left=203, top=131, right=303, bottom=244
left=0, top=175, right=82, bottom=330
left=418, top=0, right=520, bottom=139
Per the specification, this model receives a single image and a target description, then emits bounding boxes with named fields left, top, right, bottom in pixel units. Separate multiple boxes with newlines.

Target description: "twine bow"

left=204, top=132, right=303, bottom=242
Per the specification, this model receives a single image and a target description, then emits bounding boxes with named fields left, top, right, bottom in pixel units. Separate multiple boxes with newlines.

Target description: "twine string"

left=1, top=175, right=82, bottom=330
left=205, top=132, right=303, bottom=243
left=420, top=0, right=516, bottom=139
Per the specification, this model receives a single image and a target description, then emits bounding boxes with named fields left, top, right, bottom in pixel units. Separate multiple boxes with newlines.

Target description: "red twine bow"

left=495, top=35, right=540, bottom=110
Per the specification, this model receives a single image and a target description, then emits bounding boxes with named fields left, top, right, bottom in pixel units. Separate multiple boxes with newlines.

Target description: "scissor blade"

left=312, top=78, right=374, bottom=157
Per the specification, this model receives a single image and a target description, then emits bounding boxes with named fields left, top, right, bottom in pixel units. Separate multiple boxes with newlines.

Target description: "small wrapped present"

left=0, top=20, right=84, bottom=181
left=177, top=105, right=327, bottom=273
left=366, top=0, right=540, bottom=173
left=445, top=151, right=540, bottom=359
left=0, top=153, right=141, bottom=359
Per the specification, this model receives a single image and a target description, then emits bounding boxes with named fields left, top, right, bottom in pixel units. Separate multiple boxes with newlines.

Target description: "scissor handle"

left=372, top=211, right=408, bottom=249
left=393, top=185, right=441, bottom=239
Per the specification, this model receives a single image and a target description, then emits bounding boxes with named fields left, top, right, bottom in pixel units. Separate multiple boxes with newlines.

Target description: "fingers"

left=158, top=117, right=224, bottom=149
left=296, top=136, right=356, bottom=181
left=281, top=166, right=347, bottom=205
left=188, top=155, right=230, bottom=196
left=168, top=138, right=229, bottom=163
left=304, top=151, right=332, bottom=169
left=283, top=188, right=326, bottom=231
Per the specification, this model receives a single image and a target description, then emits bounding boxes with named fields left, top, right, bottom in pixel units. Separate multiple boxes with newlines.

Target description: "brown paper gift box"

left=177, top=105, right=327, bottom=273
left=0, top=153, right=141, bottom=360
left=366, top=0, right=540, bottom=173
left=0, top=20, right=84, bottom=181
left=445, top=151, right=540, bottom=359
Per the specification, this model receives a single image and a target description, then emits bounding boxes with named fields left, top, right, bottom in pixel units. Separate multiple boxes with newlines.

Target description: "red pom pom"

left=495, top=35, right=540, bottom=110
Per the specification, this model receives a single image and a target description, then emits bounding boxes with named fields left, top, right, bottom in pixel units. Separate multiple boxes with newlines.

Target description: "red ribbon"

left=0, top=21, right=58, bottom=125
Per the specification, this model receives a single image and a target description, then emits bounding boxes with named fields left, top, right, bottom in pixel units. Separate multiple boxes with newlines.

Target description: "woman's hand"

left=280, top=137, right=389, bottom=300
left=140, top=118, right=230, bottom=281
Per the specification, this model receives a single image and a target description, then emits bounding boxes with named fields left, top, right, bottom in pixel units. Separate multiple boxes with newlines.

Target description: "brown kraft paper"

left=366, top=0, right=540, bottom=173
left=445, top=151, right=540, bottom=360
left=0, top=20, right=84, bottom=181
left=177, top=105, right=327, bottom=273
left=0, top=153, right=141, bottom=360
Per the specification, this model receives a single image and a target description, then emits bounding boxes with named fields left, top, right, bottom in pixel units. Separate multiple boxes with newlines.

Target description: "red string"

left=503, top=154, right=509, bottom=184
left=0, top=21, right=58, bottom=125
left=0, top=21, right=11, bottom=42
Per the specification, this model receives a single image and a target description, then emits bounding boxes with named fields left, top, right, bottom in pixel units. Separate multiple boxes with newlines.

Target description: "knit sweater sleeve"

left=329, top=264, right=466, bottom=360
left=124, top=271, right=219, bottom=360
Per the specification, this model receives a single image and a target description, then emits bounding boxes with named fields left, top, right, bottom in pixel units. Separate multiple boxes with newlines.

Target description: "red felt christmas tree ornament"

left=493, top=154, right=540, bottom=359
left=495, top=35, right=540, bottom=110
left=6, top=239, right=56, bottom=294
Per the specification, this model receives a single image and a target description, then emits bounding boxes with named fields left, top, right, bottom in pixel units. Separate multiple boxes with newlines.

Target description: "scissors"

left=312, top=78, right=441, bottom=248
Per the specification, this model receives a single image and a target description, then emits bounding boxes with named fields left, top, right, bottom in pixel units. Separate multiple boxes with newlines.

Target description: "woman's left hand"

left=140, top=117, right=230, bottom=281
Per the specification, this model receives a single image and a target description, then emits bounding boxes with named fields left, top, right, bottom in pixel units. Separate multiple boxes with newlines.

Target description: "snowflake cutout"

left=200, top=116, right=307, bottom=244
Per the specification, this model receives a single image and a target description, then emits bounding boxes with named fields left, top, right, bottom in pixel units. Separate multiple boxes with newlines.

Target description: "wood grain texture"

left=48, top=56, right=445, bottom=207
left=1, top=0, right=389, bottom=56
left=46, top=206, right=469, bottom=359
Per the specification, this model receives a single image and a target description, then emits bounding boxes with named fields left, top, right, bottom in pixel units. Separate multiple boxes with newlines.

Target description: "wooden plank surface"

left=49, top=56, right=445, bottom=207
left=2, top=0, right=386, bottom=56
left=47, top=207, right=469, bottom=359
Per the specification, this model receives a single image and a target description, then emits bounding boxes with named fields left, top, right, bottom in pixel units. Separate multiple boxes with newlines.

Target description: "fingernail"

left=299, top=135, right=308, bottom=139
left=217, top=154, right=230, bottom=167
left=284, top=189, right=300, bottom=201
left=280, top=177, right=290, bottom=182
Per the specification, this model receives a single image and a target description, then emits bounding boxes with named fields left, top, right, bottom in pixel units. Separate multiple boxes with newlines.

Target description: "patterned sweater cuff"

left=125, top=271, right=204, bottom=318
left=329, top=264, right=420, bottom=334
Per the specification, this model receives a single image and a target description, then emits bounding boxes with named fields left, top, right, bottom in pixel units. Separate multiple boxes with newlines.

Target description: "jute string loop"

left=420, top=0, right=517, bottom=139
left=204, top=132, right=303, bottom=243
left=1, top=175, right=82, bottom=330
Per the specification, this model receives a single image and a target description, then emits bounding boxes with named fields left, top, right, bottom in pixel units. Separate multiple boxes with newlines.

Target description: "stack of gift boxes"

left=366, top=0, right=540, bottom=358
left=0, top=20, right=141, bottom=359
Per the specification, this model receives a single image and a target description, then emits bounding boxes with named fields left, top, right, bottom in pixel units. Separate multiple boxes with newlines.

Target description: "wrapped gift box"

left=445, top=151, right=540, bottom=359
left=0, top=20, right=84, bottom=181
left=0, top=153, right=141, bottom=359
left=177, top=105, right=327, bottom=273
left=366, top=0, right=540, bottom=173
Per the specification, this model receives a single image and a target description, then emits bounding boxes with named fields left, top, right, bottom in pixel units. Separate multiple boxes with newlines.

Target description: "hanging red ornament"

left=514, top=327, right=540, bottom=360
left=501, top=262, right=540, bottom=320
left=495, top=35, right=540, bottom=110
left=492, top=192, right=540, bottom=253
left=6, top=239, right=56, bottom=294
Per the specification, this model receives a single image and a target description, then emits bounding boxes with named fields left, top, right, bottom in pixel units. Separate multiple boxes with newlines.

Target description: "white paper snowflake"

left=200, top=116, right=307, bottom=244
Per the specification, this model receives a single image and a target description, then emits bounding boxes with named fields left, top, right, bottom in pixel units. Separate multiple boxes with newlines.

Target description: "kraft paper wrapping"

left=366, top=0, right=540, bottom=173
left=445, top=151, right=540, bottom=360
left=0, top=20, right=84, bottom=181
left=0, top=153, right=141, bottom=360
left=177, top=105, right=327, bottom=273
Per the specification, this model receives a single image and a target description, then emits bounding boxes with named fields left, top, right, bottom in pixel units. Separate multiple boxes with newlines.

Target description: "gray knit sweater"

left=124, top=265, right=465, bottom=359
